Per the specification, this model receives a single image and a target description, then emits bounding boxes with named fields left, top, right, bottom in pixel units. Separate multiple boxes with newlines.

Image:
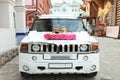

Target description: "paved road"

left=0, top=37, right=120, bottom=80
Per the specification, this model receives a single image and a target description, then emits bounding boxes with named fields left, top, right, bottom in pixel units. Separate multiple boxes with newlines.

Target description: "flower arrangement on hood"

left=44, top=33, right=76, bottom=40
left=44, top=26, right=76, bottom=40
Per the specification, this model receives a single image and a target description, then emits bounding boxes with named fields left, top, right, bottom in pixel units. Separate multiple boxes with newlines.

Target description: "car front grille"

left=42, top=44, right=79, bottom=52
left=30, top=44, right=80, bottom=53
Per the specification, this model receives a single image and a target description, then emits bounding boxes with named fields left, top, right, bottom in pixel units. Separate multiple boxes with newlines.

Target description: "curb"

left=0, top=47, right=18, bottom=68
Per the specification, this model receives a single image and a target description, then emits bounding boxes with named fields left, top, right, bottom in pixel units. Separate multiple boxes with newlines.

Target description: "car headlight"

left=80, top=44, right=89, bottom=52
left=31, top=44, right=40, bottom=52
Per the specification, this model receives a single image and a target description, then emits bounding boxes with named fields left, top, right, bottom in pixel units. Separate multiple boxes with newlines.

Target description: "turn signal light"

left=20, top=43, right=28, bottom=53
left=92, top=43, right=99, bottom=51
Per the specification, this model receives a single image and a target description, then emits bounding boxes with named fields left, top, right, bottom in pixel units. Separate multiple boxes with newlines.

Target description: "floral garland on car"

left=44, top=33, right=76, bottom=40
left=44, top=26, right=76, bottom=40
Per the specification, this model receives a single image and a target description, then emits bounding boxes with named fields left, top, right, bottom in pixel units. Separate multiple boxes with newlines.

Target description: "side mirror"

left=26, top=21, right=33, bottom=34
left=26, top=26, right=31, bottom=35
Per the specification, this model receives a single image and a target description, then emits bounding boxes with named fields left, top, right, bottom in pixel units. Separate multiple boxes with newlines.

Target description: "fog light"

left=23, top=65, right=30, bottom=71
left=83, top=56, right=88, bottom=61
left=32, top=56, right=37, bottom=61
left=90, top=65, right=96, bottom=71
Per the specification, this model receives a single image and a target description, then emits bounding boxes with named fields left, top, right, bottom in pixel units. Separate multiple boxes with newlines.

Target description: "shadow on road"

left=23, top=74, right=95, bottom=80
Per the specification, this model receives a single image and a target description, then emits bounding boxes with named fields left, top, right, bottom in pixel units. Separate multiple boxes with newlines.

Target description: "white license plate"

left=48, top=63, right=72, bottom=69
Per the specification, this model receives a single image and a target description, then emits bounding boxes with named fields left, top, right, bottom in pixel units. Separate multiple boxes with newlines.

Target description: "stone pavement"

left=0, top=56, right=23, bottom=80
left=95, top=37, right=120, bottom=80
left=0, top=47, right=18, bottom=68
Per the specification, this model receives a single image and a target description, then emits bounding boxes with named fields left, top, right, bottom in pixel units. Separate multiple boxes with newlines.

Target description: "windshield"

left=31, top=19, right=86, bottom=32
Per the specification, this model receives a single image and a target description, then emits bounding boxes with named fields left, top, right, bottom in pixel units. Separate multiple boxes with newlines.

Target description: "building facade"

left=0, top=0, right=16, bottom=52
left=14, top=0, right=52, bottom=44
left=14, top=0, right=26, bottom=44
left=51, top=0, right=88, bottom=17
left=25, top=0, right=52, bottom=25
left=0, top=0, right=26, bottom=53
left=0, top=0, right=52, bottom=49
left=81, top=0, right=114, bottom=25
left=115, top=0, right=120, bottom=25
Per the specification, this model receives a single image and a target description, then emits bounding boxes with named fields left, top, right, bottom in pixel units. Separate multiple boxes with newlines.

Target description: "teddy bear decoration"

left=61, top=26, right=67, bottom=33
left=53, top=26, right=59, bottom=33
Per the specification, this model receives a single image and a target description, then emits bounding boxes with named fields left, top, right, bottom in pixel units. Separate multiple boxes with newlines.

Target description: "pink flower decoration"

left=51, top=34, right=56, bottom=39
left=44, top=34, right=49, bottom=39
left=44, top=33, right=76, bottom=40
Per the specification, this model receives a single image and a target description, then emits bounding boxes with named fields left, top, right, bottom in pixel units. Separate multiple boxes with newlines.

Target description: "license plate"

left=48, top=63, right=72, bottom=69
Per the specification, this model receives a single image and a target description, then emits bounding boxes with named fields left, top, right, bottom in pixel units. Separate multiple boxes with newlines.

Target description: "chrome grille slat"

left=43, top=45, right=47, bottom=52
left=64, top=45, right=68, bottom=52
left=75, top=45, right=78, bottom=52
left=70, top=45, right=73, bottom=52
left=59, top=45, right=62, bottom=52
left=53, top=44, right=57, bottom=52
left=48, top=44, right=52, bottom=52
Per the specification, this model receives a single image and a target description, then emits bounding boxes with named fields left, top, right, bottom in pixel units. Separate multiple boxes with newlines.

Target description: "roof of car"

left=38, top=14, right=79, bottom=19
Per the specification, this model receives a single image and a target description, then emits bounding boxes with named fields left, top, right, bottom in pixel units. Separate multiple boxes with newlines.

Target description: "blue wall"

left=16, top=33, right=26, bottom=44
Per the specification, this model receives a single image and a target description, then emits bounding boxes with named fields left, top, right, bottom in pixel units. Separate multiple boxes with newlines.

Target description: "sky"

left=51, top=0, right=83, bottom=5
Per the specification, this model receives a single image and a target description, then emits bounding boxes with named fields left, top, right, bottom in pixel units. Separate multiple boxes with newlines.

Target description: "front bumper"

left=19, top=53, right=99, bottom=74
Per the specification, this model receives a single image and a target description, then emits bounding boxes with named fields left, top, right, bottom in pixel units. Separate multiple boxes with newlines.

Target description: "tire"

left=20, top=72, right=34, bottom=79
left=82, top=72, right=97, bottom=78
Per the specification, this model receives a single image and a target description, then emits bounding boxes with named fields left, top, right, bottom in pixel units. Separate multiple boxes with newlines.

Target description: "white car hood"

left=21, top=31, right=98, bottom=44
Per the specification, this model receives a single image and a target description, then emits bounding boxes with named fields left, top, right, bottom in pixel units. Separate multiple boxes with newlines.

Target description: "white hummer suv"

left=19, top=15, right=99, bottom=78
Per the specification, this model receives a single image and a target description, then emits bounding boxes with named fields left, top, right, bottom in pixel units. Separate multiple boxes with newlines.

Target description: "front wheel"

left=20, top=72, right=34, bottom=79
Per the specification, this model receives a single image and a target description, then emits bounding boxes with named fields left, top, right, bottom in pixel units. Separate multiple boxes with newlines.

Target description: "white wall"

left=0, top=0, right=16, bottom=52
left=15, top=10, right=26, bottom=33
left=14, top=0, right=26, bottom=44
left=15, top=0, right=26, bottom=33
left=9, top=3, right=15, bottom=28
left=25, top=0, right=32, bottom=5
left=0, top=3, right=10, bottom=28
left=16, top=0, right=25, bottom=6
left=0, top=28, right=16, bottom=52
left=0, top=0, right=15, bottom=28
